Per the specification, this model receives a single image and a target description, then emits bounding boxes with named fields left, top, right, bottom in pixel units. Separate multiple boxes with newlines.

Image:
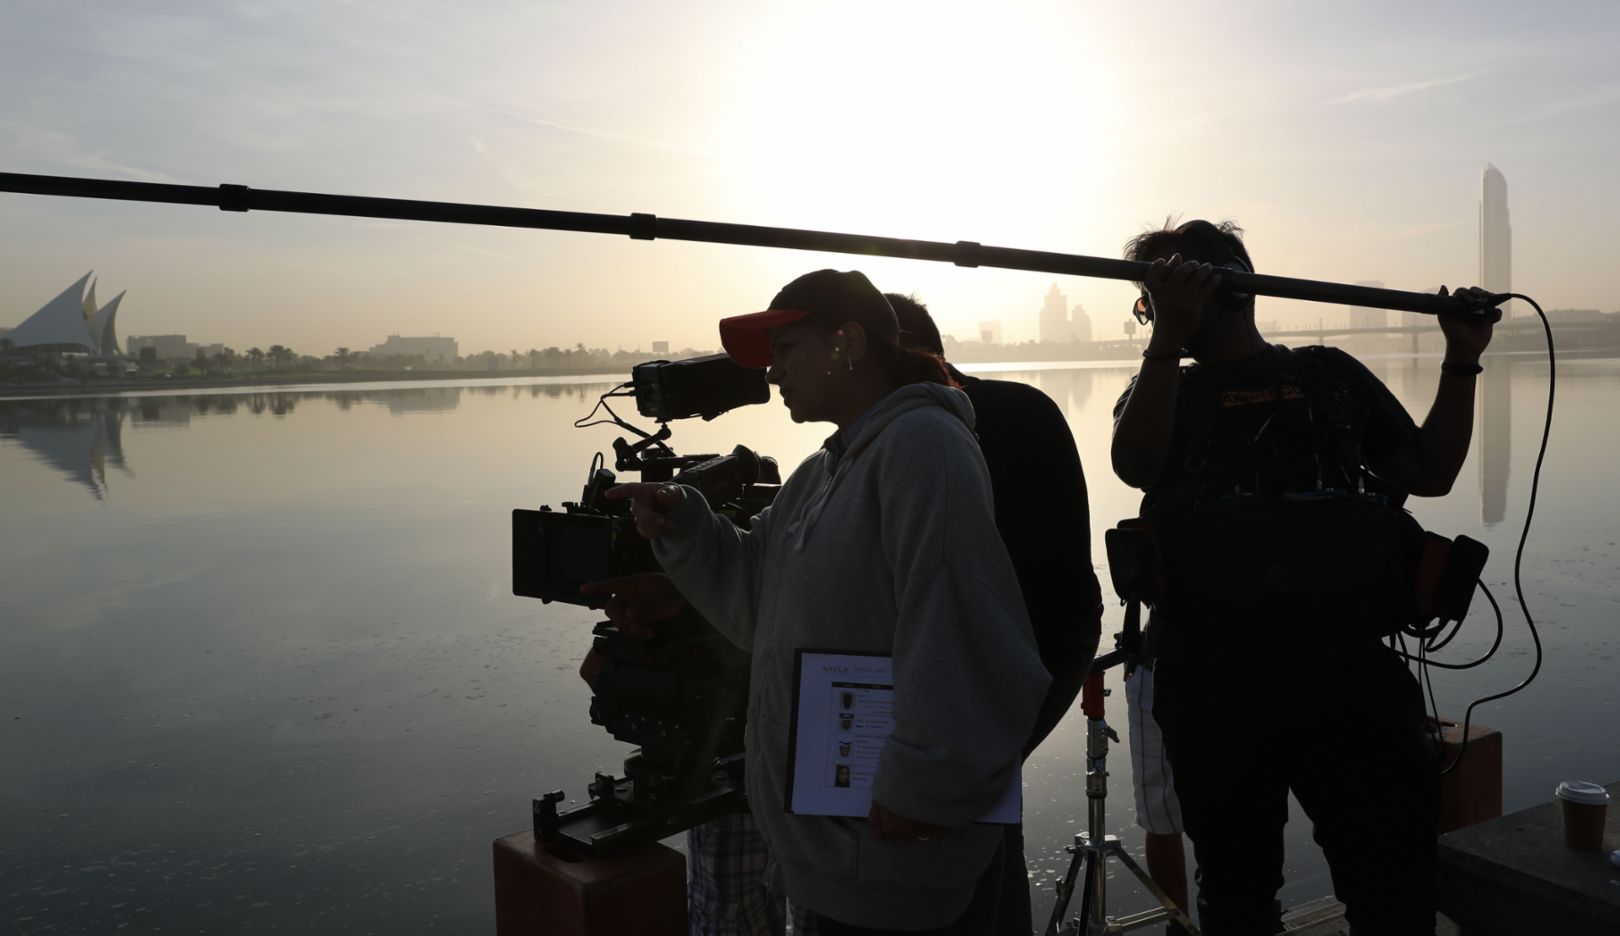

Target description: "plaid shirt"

left=687, top=814, right=817, bottom=936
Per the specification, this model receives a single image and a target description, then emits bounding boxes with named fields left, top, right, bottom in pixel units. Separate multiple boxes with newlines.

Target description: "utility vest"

left=1136, top=346, right=1424, bottom=651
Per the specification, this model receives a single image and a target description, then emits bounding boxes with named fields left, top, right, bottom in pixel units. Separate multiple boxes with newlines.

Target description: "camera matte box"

left=512, top=508, right=657, bottom=606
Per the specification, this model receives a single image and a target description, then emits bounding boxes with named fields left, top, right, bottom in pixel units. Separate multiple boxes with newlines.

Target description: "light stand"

left=1045, top=600, right=1200, bottom=936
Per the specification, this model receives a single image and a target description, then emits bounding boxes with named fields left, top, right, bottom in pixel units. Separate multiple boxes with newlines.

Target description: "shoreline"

left=0, top=366, right=629, bottom=399
left=1, top=345, right=1611, bottom=401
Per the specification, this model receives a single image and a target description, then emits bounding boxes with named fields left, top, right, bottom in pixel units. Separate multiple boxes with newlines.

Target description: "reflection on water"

left=1, top=401, right=132, bottom=500
left=1479, top=364, right=1511, bottom=527
left=0, top=383, right=624, bottom=503
left=0, top=357, right=1612, bottom=934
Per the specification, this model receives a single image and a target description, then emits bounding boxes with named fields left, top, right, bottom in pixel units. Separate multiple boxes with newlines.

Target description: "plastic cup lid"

left=1555, top=781, right=1610, bottom=805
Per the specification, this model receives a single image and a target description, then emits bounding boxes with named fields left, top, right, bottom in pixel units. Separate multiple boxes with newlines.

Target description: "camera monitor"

left=632, top=354, right=769, bottom=422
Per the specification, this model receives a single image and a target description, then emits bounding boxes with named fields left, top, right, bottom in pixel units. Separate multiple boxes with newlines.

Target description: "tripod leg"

left=1110, top=846, right=1200, bottom=934
left=1044, top=839, right=1087, bottom=936
left=1076, top=857, right=1096, bottom=934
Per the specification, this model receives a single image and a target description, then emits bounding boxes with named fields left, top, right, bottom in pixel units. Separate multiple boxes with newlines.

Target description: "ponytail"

left=866, top=336, right=956, bottom=389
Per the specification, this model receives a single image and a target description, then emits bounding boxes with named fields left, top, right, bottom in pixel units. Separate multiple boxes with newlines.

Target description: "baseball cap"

left=719, top=269, right=900, bottom=368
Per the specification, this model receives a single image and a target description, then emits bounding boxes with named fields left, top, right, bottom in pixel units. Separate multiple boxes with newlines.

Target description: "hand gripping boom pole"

left=0, top=170, right=1500, bottom=320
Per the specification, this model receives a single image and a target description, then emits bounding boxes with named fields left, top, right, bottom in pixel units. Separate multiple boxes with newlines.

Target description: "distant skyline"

left=3, top=1, right=1619, bottom=352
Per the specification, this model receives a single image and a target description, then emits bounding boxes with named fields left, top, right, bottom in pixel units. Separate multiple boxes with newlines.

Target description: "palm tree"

left=267, top=345, right=288, bottom=369
left=247, top=347, right=265, bottom=371
left=334, top=347, right=353, bottom=370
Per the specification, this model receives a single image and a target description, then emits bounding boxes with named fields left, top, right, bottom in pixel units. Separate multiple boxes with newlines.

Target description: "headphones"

left=1133, top=253, right=1255, bottom=325
left=1212, top=253, right=1255, bottom=310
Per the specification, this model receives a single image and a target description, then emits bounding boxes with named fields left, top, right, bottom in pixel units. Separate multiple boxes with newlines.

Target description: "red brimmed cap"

left=719, top=269, right=899, bottom=368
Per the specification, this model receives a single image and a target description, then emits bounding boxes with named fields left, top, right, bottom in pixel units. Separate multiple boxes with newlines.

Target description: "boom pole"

left=0, top=170, right=1498, bottom=319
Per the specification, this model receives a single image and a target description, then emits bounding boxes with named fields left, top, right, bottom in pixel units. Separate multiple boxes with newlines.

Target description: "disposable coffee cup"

left=1554, top=781, right=1609, bottom=851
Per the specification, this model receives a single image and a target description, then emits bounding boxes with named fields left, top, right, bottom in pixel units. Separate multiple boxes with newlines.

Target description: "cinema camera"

left=512, top=353, right=780, bottom=856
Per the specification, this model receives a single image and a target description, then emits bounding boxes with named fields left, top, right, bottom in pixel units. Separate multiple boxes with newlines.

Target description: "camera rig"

left=512, top=353, right=779, bottom=856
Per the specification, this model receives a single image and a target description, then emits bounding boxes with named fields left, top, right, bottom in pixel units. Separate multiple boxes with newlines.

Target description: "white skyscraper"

left=1480, top=164, right=1513, bottom=318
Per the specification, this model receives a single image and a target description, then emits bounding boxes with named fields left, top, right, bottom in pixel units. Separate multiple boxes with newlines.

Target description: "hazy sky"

left=3, top=0, right=1617, bottom=354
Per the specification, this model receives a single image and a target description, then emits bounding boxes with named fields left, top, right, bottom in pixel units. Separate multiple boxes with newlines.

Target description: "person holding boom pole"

left=1110, top=219, right=1496, bottom=935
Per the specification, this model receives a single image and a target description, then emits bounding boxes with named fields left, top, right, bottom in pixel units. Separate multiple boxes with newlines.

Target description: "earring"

left=846, top=356, right=855, bottom=372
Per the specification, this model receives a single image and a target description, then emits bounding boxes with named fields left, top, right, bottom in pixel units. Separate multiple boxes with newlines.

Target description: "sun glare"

left=721, top=2, right=1122, bottom=250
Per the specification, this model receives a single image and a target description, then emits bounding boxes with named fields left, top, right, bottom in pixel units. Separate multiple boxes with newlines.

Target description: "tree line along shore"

left=2, top=317, right=1607, bottom=399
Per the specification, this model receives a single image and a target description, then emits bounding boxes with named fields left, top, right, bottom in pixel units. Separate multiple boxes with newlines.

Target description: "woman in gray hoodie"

left=608, top=270, right=1049, bottom=934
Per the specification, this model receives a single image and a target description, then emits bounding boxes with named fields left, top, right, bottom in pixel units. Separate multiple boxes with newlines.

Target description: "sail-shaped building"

left=4, top=273, right=127, bottom=355
left=88, top=291, right=125, bottom=355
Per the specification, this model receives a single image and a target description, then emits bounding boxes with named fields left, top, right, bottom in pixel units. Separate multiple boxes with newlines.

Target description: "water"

left=2, top=355, right=1614, bottom=933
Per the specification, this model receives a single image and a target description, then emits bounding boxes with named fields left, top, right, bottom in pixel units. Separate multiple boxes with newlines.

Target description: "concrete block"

left=1436, top=780, right=1620, bottom=936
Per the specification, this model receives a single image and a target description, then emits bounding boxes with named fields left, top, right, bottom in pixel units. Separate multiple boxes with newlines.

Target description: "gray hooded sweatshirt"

left=653, top=383, right=1049, bottom=929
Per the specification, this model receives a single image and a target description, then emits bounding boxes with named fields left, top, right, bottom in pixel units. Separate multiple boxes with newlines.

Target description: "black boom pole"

left=0, top=170, right=1498, bottom=319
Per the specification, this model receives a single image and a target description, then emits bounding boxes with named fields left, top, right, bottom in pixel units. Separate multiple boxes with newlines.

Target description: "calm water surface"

left=2, top=356, right=1614, bottom=933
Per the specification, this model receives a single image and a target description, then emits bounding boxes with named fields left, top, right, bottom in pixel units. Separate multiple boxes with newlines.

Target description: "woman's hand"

left=603, top=482, right=687, bottom=540
left=579, top=572, right=686, bottom=638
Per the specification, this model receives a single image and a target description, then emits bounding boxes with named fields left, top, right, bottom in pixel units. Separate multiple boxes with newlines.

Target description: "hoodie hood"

left=832, top=382, right=976, bottom=461
left=788, top=383, right=977, bottom=551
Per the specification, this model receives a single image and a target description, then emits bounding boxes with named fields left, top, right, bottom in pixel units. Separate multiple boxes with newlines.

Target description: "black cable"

left=1432, top=294, right=1553, bottom=775
left=1420, top=638, right=1446, bottom=747
left=1423, top=615, right=1466, bottom=654
left=1420, top=580, right=1504, bottom=670
left=572, top=382, right=637, bottom=430
left=1436, top=583, right=1508, bottom=774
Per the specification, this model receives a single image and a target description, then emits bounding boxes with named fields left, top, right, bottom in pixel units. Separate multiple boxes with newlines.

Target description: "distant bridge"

left=1270, top=317, right=1553, bottom=339
left=1269, top=316, right=1604, bottom=352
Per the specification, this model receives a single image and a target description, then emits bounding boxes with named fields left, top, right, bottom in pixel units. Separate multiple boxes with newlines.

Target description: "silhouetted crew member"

left=602, top=270, right=1048, bottom=935
left=888, top=292, right=1103, bottom=936
left=1110, top=219, right=1495, bottom=936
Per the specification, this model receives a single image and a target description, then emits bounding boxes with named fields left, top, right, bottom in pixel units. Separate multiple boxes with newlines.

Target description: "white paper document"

left=784, top=649, right=1021, bottom=823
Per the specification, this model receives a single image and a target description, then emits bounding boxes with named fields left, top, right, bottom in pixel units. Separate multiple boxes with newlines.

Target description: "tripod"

left=1044, top=600, right=1200, bottom=936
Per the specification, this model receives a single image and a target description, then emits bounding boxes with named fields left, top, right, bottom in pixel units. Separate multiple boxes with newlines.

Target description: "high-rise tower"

left=1480, top=164, right=1512, bottom=317
left=1478, top=164, right=1513, bottom=521
left=1039, top=283, right=1071, bottom=344
left=1070, top=302, right=1093, bottom=343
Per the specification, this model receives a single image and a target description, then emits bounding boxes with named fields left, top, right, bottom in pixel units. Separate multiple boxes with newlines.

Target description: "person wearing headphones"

left=1110, top=219, right=1496, bottom=936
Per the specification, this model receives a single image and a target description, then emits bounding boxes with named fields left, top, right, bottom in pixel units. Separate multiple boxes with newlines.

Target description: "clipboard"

left=783, top=648, right=1020, bottom=823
